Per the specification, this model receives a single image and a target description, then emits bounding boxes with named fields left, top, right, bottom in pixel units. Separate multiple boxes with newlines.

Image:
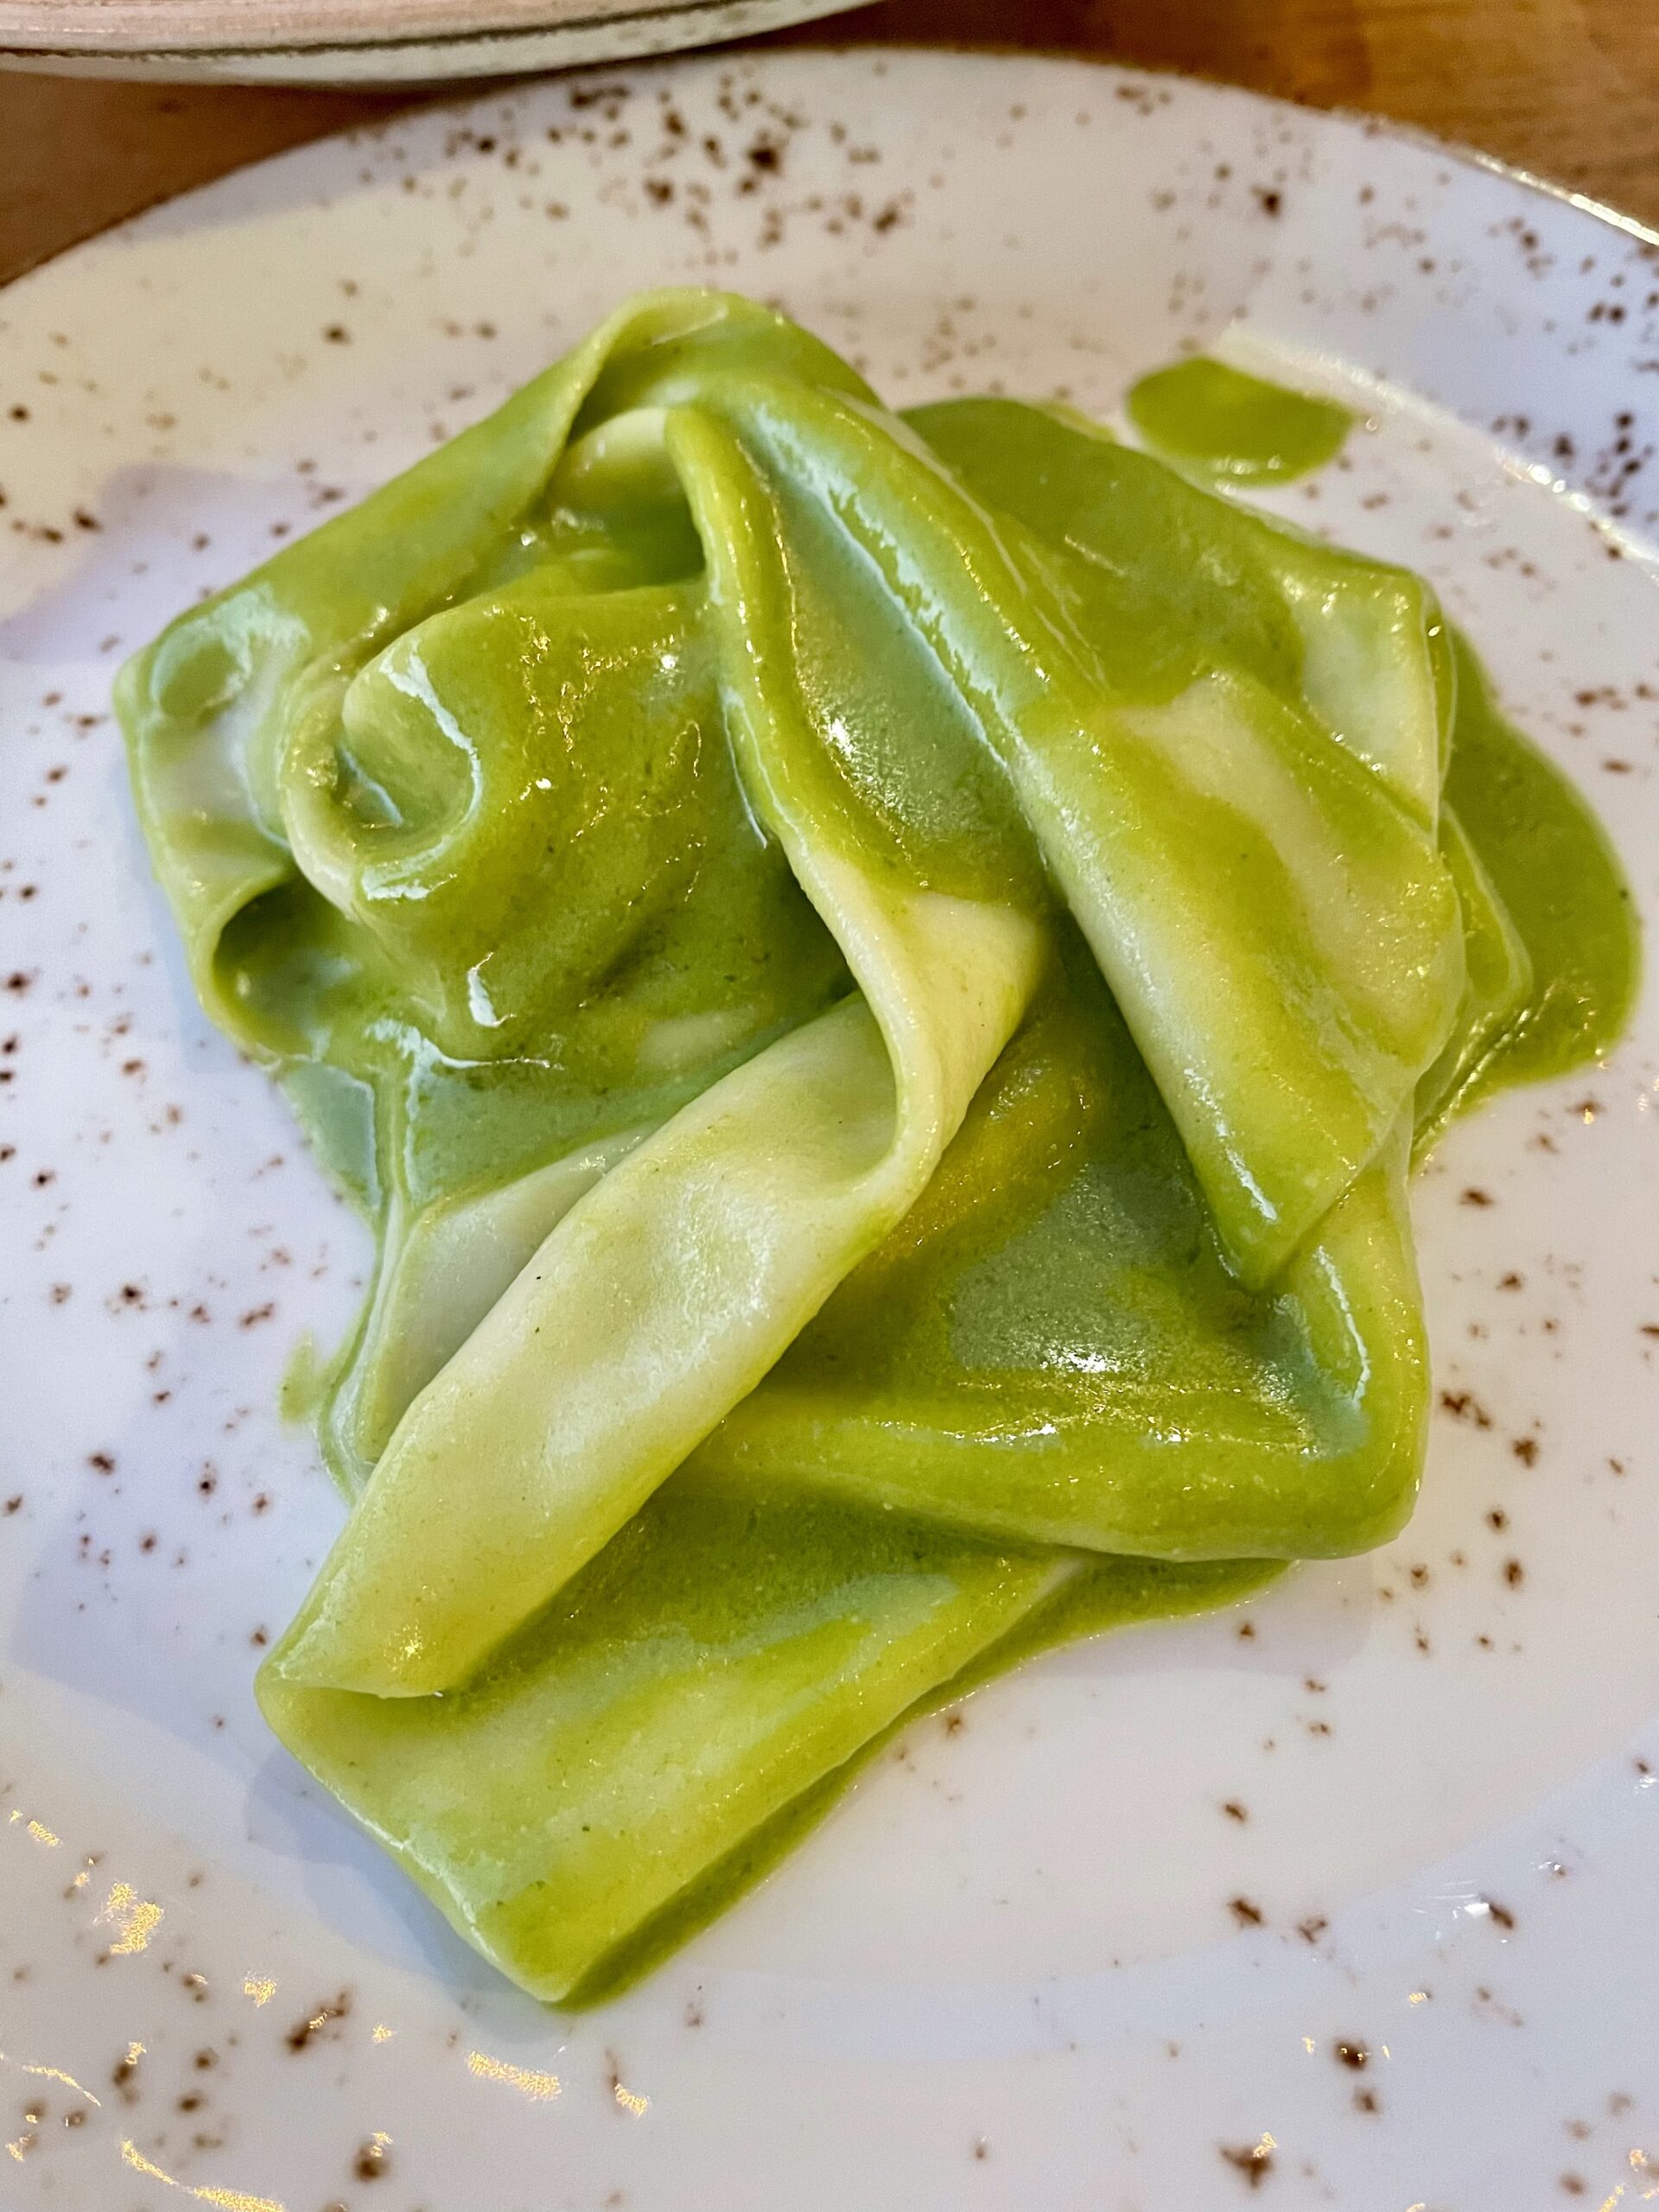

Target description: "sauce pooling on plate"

left=117, top=290, right=1637, bottom=2003
left=1127, top=353, right=1356, bottom=483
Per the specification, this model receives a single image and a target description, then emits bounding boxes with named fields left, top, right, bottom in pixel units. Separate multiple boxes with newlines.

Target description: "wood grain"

left=2, top=0, right=1656, bottom=288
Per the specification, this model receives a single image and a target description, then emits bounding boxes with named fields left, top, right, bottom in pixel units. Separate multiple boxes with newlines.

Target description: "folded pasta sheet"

left=118, top=290, right=1633, bottom=1999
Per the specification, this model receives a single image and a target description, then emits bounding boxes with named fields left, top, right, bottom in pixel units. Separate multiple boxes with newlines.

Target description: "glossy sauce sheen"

left=117, top=293, right=1637, bottom=2002
left=1126, top=353, right=1356, bottom=484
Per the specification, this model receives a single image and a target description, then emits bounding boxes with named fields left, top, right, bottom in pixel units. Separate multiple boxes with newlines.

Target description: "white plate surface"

left=2, top=49, right=1657, bottom=2212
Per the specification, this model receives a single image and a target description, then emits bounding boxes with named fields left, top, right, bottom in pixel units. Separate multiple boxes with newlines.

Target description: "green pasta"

left=117, top=290, right=1636, bottom=2001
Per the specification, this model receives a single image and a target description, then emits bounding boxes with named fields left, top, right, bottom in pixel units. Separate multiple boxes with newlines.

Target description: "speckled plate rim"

left=1325, top=100, right=1659, bottom=253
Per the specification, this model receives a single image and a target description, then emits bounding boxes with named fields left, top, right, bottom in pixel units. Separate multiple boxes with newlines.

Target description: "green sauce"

left=117, top=296, right=1637, bottom=2002
left=1443, top=632, right=1640, bottom=1097
left=567, top=1549, right=1281, bottom=2008
left=1126, top=353, right=1356, bottom=483
left=592, top=635, right=1640, bottom=1993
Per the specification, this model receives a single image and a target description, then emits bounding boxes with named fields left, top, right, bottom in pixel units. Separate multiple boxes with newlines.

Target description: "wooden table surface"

left=2, top=0, right=1657, bottom=287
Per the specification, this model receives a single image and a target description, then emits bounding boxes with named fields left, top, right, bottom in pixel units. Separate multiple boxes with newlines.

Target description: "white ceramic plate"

left=3, top=49, right=1657, bottom=2211
left=0, top=0, right=861, bottom=86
